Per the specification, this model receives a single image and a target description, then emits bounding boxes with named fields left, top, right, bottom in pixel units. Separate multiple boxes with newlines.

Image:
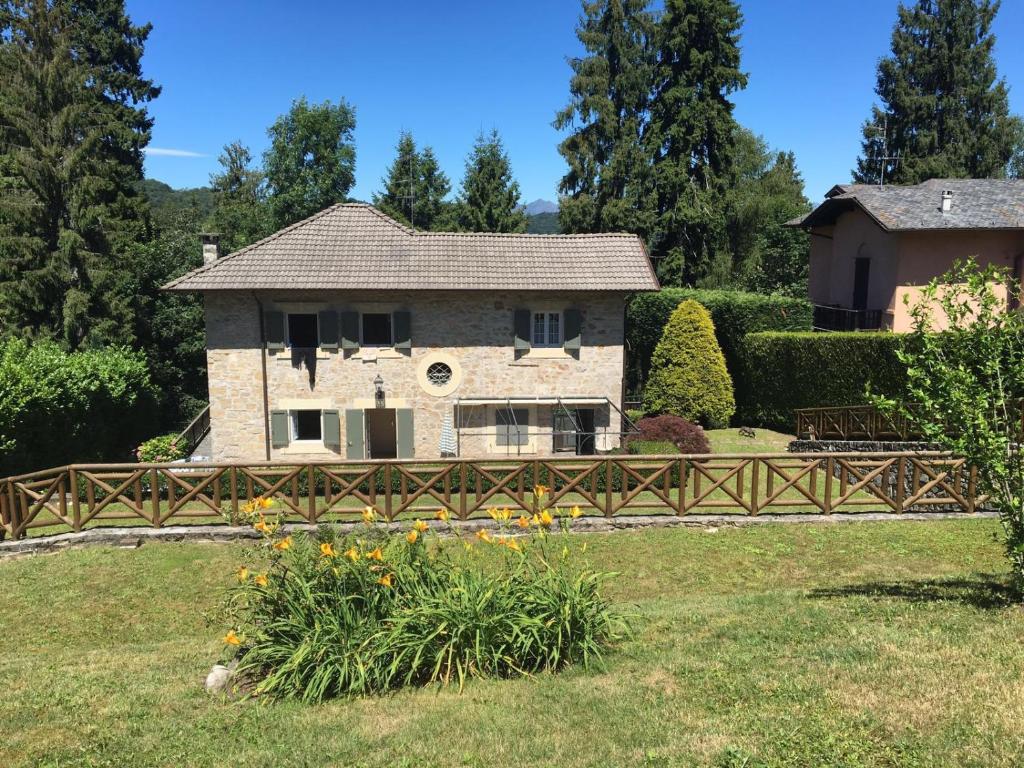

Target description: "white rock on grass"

left=205, top=663, right=236, bottom=695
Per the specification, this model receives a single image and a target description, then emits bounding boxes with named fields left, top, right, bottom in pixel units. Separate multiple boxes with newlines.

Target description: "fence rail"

left=0, top=453, right=988, bottom=541
left=795, top=405, right=928, bottom=441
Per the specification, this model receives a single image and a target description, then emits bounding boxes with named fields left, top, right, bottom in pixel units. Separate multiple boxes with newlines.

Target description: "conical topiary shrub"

left=642, top=299, right=735, bottom=428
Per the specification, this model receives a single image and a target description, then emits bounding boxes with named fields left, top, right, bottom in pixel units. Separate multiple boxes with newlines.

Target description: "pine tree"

left=208, top=141, right=271, bottom=253
left=373, top=133, right=453, bottom=230
left=455, top=130, right=527, bottom=233
left=853, top=0, right=1024, bottom=184
left=264, top=97, right=356, bottom=228
left=555, top=0, right=656, bottom=238
left=646, top=0, right=747, bottom=287
left=0, top=0, right=160, bottom=348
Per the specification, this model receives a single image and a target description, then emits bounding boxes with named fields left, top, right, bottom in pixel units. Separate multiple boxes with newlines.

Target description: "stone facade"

left=205, top=290, right=628, bottom=462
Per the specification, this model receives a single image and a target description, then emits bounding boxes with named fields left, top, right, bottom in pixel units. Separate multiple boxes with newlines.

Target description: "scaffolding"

left=452, top=395, right=640, bottom=457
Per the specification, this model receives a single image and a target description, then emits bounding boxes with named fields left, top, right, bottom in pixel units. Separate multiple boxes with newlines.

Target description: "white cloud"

left=144, top=147, right=206, bottom=158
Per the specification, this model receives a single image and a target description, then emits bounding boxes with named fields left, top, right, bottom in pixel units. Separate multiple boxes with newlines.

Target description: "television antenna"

left=866, top=115, right=901, bottom=187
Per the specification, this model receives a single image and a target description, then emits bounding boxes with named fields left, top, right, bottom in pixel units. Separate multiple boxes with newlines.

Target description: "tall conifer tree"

left=0, top=0, right=159, bottom=347
left=646, top=0, right=746, bottom=286
left=455, top=130, right=527, bottom=233
left=374, top=132, right=453, bottom=230
left=555, top=0, right=656, bottom=237
left=854, top=0, right=1023, bottom=184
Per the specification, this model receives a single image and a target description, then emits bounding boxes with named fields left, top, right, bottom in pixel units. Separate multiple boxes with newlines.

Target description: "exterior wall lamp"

left=374, top=374, right=385, bottom=408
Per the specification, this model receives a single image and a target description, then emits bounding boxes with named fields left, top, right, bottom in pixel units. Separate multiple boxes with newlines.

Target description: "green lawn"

left=3, top=519, right=1023, bottom=767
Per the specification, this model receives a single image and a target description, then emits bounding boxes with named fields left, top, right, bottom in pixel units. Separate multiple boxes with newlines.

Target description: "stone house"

left=164, top=203, right=659, bottom=462
left=789, top=178, right=1024, bottom=331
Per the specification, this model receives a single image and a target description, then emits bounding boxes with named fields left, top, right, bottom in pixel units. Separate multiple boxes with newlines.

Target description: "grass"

left=3, top=519, right=1023, bottom=767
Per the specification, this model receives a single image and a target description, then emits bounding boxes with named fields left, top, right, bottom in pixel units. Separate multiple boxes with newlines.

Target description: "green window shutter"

left=396, top=408, right=415, bottom=458
left=563, top=308, right=582, bottom=351
left=323, top=409, right=341, bottom=448
left=345, top=409, right=364, bottom=459
left=341, top=311, right=360, bottom=351
left=318, top=310, right=339, bottom=350
left=393, top=310, right=411, bottom=350
left=270, top=410, right=290, bottom=448
left=265, top=311, right=285, bottom=350
left=513, top=309, right=531, bottom=351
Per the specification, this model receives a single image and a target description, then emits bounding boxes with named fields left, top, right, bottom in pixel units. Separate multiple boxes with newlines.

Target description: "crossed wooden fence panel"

left=0, top=453, right=988, bottom=540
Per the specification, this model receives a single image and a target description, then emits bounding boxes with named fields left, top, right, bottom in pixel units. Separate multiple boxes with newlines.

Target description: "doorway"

left=552, top=408, right=596, bottom=455
left=852, top=257, right=871, bottom=311
left=365, top=408, right=397, bottom=459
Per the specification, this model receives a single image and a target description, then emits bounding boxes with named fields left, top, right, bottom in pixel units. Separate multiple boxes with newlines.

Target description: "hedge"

left=0, top=339, right=159, bottom=475
left=736, top=332, right=908, bottom=431
left=626, top=289, right=812, bottom=390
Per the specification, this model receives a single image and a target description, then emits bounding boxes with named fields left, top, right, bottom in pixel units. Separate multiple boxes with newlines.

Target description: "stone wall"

left=204, top=290, right=627, bottom=462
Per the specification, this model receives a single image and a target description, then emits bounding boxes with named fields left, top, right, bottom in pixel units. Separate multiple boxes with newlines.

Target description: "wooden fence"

left=0, top=453, right=988, bottom=541
left=795, top=405, right=927, bottom=441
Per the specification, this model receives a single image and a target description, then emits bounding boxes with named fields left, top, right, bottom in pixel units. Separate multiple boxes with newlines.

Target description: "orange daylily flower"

left=344, top=546, right=360, bottom=562
left=273, top=535, right=293, bottom=551
left=367, top=547, right=383, bottom=561
left=516, top=515, right=531, bottom=529
left=377, top=573, right=394, bottom=587
left=362, top=507, right=377, bottom=524
left=533, top=484, right=549, bottom=497
left=320, top=542, right=336, bottom=558
left=538, top=510, right=554, bottom=528
left=436, top=508, right=451, bottom=522
left=253, top=573, right=269, bottom=587
left=505, top=538, right=521, bottom=552
left=236, top=566, right=249, bottom=582
left=475, top=529, right=492, bottom=543
left=413, top=519, right=429, bottom=533
left=570, top=505, right=584, bottom=518
left=223, top=630, right=242, bottom=646
left=406, top=530, right=419, bottom=544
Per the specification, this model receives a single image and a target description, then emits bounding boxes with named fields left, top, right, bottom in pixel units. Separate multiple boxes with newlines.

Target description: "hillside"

left=139, top=179, right=214, bottom=225
left=526, top=211, right=560, bottom=234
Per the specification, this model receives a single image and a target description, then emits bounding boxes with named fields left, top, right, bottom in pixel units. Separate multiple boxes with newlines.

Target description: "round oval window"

left=426, top=362, right=453, bottom=387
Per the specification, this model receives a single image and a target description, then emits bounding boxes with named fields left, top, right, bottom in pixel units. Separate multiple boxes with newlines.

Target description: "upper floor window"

left=361, top=313, right=393, bottom=346
left=287, top=313, right=318, bottom=348
left=532, top=311, right=562, bottom=348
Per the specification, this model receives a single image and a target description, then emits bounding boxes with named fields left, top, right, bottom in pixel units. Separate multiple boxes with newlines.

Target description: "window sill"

left=519, top=348, right=570, bottom=360
left=271, top=349, right=333, bottom=361
left=277, top=441, right=339, bottom=456
left=352, top=347, right=405, bottom=361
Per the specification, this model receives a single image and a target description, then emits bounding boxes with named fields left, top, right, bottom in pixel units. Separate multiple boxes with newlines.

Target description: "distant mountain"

left=139, top=178, right=214, bottom=225
left=523, top=198, right=558, bottom=216
left=526, top=211, right=560, bottom=235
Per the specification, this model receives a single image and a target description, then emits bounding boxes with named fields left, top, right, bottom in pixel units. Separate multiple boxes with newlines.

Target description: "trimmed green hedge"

left=0, top=339, right=158, bottom=475
left=737, top=332, right=908, bottom=431
left=627, top=289, right=812, bottom=390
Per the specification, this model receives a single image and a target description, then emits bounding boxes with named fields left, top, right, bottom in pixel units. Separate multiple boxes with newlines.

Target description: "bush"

left=737, top=331, right=907, bottom=431
left=136, top=433, right=186, bottom=463
left=627, top=288, right=811, bottom=389
left=643, top=301, right=735, bottom=427
left=220, top=499, right=626, bottom=701
left=629, top=414, right=710, bottom=454
left=626, top=440, right=680, bottom=455
left=0, top=339, right=158, bottom=475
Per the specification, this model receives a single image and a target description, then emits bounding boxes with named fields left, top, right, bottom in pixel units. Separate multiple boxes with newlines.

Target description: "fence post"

left=70, top=469, right=82, bottom=532
left=749, top=458, right=760, bottom=516
left=894, top=457, right=906, bottom=514
left=823, top=456, right=834, bottom=514
left=307, top=464, right=316, bottom=522
left=149, top=468, right=160, bottom=527
left=677, top=457, right=687, bottom=516
left=967, top=464, right=978, bottom=515
left=384, top=463, right=393, bottom=522
left=459, top=462, right=467, bottom=520
left=605, top=458, right=614, bottom=517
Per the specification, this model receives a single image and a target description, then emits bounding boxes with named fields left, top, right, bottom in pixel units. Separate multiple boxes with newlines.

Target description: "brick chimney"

left=941, top=190, right=953, bottom=213
left=200, top=233, right=221, bottom=265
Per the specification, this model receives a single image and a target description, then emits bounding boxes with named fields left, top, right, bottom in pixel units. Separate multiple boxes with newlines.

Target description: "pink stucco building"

left=790, top=178, right=1024, bottom=332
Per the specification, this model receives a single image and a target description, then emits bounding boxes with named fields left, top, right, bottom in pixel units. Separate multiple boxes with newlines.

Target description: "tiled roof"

left=788, top=178, right=1024, bottom=231
left=163, top=203, right=659, bottom=292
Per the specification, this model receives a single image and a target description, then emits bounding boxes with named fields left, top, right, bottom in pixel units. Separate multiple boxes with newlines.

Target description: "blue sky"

left=133, top=0, right=1024, bottom=205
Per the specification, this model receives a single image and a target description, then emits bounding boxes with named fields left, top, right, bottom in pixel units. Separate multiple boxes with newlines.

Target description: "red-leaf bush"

left=628, top=415, right=710, bottom=455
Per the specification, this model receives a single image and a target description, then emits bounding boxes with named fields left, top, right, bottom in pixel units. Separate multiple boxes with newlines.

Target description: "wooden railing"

left=795, top=405, right=927, bottom=441
left=175, top=405, right=211, bottom=457
left=812, top=304, right=884, bottom=331
left=0, top=454, right=987, bottom=541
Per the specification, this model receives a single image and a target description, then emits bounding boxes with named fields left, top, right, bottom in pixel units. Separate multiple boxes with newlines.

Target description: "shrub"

left=737, top=331, right=907, bottom=431
left=643, top=301, right=735, bottom=427
left=219, top=498, right=626, bottom=701
left=629, top=414, right=710, bottom=454
left=0, top=339, right=158, bottom=475
left=136, top=433, right=186, bottom=463
left=627, top=288, right=811, bottom=388
left=626, top=440, right=679, bottom=455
